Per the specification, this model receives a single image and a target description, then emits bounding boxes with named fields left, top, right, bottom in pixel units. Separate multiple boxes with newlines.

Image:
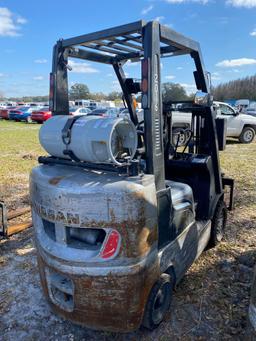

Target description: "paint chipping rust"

left=37, top=253, right=160, bottom=332
left=74, top=192, right=157, bottom=259
left=49, top=176, right=65, bottom=185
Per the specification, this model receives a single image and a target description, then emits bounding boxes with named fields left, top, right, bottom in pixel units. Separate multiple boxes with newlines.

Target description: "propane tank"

left=39, top=115, right=138, bottom=165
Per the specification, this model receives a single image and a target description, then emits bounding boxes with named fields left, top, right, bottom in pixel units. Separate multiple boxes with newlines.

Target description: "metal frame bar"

left=121, top=34, right=142, bottom=43
left=112, top=61, right=138, bottom=126
left=107, top=37, right=144, bottom=51
left=160, top=25, right=200, bottom=52
left=68, top=47, right=113, bottom=64
left=83, top=41, right=139, bottom=54
left=81, top=43, right=127, bottom=56
left=0, top=201, right=7, bottom=237
left=62, top=20, right=145, bottom=48
left=142, top=21, right=165, bottom=192
left=52, top=41, right=69, bottom=115
left=38, top=156, right=129, bottom=174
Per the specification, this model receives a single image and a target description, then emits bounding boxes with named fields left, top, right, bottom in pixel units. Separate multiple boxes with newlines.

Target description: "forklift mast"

left=49, top=20, right=222, bottom=198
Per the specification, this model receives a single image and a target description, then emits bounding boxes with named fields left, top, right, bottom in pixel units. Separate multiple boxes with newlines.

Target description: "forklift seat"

left=166, top=180, right=194, bottom=207
left=163, top=180, right=195, bottom=239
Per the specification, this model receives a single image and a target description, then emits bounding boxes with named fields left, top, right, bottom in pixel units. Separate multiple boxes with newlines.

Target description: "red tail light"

left=100, top=230, right=120, bottom=259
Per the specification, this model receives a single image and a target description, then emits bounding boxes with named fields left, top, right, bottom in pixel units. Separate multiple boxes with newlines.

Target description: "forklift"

left=30, top=20, right=234, bottom=332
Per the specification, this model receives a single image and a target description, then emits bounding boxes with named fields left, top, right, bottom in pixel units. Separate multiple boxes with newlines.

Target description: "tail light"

left=100, top=230, right=121, bottom=259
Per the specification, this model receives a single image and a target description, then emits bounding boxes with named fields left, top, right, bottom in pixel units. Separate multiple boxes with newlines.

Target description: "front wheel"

left=239, top=127, right=255, bottom=143
left=208, top=200, right=227, bottom=248
left=142, top=274, right=172, bottom=330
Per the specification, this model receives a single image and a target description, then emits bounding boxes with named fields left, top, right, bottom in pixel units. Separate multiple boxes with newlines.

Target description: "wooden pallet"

left=0, top=202, right=32, bottom=237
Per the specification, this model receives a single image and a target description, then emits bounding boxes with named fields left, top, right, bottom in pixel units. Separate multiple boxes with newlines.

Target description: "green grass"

left=0, top=120, right=45, bottom=206
left=0, top=118, right=255, bottom=212
left=0, top=120, right=43, bottom=178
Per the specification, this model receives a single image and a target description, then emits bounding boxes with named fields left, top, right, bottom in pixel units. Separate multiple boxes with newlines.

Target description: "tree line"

left=3, top=74, right=256, bottom=103
left=2, top=82, right=191, bottom=103
left=68, top=82, right=193, bottom=102
left=212, top=74, right=256, bottom=101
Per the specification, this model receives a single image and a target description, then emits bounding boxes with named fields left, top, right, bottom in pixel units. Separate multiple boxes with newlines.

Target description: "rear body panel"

left=30, top=164, right=211, bottom=331
left=30, top=165, right=159, bottom=331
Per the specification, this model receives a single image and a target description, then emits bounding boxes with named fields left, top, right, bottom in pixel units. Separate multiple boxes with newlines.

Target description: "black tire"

left=208, top=200, right=227, bottom=248
left=239, top=127, right=255, bottom=144
left=142, top=274, right=172, bottom=330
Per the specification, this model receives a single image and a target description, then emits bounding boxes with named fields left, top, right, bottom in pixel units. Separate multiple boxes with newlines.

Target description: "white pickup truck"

left=172, top=101, right=256, bottom=144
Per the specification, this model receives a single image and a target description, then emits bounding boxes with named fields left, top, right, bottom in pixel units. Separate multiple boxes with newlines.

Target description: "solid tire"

left=142, top=274, right=172, bottom=330
left=208, top=200, right=227, bottom=248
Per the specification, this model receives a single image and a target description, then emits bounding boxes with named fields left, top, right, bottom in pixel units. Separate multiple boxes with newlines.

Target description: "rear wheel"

left=142, top=274, right=172, bottom=330
left=208, top=200, right=227, bottom=248
left=239, top=127, right=255, bottom=143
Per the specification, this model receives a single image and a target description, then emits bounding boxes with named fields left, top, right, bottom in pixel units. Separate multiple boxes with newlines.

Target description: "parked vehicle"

left=89, top=107, right=119, bottom=117
left=214, top=101, right=256, bottom=143
left=74, top=99, right=90, bottom=107
left=69, top=107, right=91, bottom=116
left=172, top=101, right=256, bottom=144
left=0, top=106, right=18, bottom=119
left=9, top=106, right=40, bottom=122
left=30, top=20, right=234, bottom=332
left=31, top=108, right=52, bottom=123
left=0, top=102, right=17, bottom=108
left=120, top=108, right=144, bottom=122
left=246, top=107, right=256, bottom=117
left=0, top=102, right=9, bottom=109
left=235, top=99, right=250, bottom=113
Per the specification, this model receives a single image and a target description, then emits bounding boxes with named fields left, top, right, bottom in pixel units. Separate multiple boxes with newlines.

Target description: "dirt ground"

left=0, top=121, right=255, bottom=340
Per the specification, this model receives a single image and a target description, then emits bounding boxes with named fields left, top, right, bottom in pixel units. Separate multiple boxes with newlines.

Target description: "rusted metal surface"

left=30, top=165, right=158, bottom=260
left=30, top=165, right=160, bottom=331
left=30, top=164, right=211, bottom=331
left=37, top=252, right=160, bottom=332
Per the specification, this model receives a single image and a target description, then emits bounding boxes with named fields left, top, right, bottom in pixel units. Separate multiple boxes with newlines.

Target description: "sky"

left=0, top=0, right=256, bottom=97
